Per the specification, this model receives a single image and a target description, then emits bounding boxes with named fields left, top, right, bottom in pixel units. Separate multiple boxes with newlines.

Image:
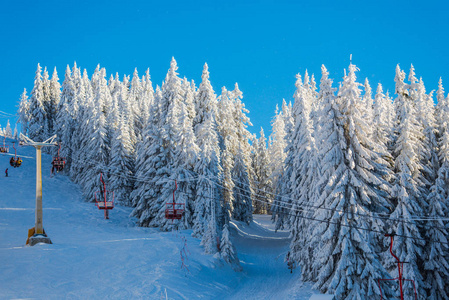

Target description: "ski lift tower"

left=21, top=133, right=58, bottom=246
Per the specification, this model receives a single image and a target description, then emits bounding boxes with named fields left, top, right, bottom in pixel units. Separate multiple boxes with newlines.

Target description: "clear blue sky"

left=1, top=0, right=448, bottom=135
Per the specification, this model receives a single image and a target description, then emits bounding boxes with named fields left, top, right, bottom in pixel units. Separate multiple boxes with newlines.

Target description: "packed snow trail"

left=225, top=216, right=315, bottom=299
left=0, top=141, right=323, bottom=299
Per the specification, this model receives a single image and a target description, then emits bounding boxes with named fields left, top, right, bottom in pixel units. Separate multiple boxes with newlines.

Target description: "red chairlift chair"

left=94, top=173, right=114, bottom=219
left=165, top=180, right=185, bottom=221
left=0, top=136, right=8, bottom=153
left=51, top=143, right=66, bottom=174
left=9, top=143, right=22, bottom=168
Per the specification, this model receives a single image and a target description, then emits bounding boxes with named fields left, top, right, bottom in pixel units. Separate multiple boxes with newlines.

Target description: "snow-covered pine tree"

left=70, top=69, right=93, bottom=184
left=311, top=63, right=392, bottom=299
left=192, top=63, right=221, bottom=239
left=388, top=64, right=427, bottom=299
left=68, top=66, right=87, bottom=179
left=201, top=201, right=219, bottom=254
left=219, top=224, right=242, bottom=271
left=362, top=78, right=374, bottom=137
left=132, top=58, right=197, bottom=231
left=423, top=155, right=449, bottom=299
left=48, top=67, right=61, bottom=137
left=28, top=64, right=47, bottom=141
left=4, top=120, right=12, bottom=138
left=231, top=83, right=254, bottom=208
left=54, top=65, right=77, bottom=171
left=182, top=78, right=196, bottom=123
left=108, top=113, right=135, bottom=206
left=138, top=68, right=154, bottom=138
left=129, top=68, right=143, bottom=142
left=251, top=128, right=271, bottom=215
left=13, top=124, right=18, bottom=140
left=41, top=67, right=52, bottom=140
left=270, top=100, right=291, bottom=231
left=217, top=87, right=236, bottom=225
left=287, top=72, right=319, bottom=282
left=416, top=77, right=438, bottom=191
left=77, top=66, right=110, bottom=202
left=373, top=83, right=394, bottom=156
left=268, top=105, right=287, bottom=184
left=18, top=89, right=30, bottom=135
left=232, top=145, right=253, bottom=223
left=435, top=78, right=448, bottom=138
left=130, top=85, right=162, bottom=220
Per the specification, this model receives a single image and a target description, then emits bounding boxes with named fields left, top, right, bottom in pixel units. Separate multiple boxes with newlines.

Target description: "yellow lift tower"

left=21, top=134, right=58, bottom=246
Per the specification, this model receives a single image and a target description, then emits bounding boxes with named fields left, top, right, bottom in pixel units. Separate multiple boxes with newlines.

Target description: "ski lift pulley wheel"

left=94, top=172, right=114, bottom=219
left=165, top=180, right=185, bottom=221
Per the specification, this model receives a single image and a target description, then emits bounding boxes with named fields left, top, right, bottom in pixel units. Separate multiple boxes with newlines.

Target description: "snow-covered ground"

left=0, top=142, right=328, bottom=299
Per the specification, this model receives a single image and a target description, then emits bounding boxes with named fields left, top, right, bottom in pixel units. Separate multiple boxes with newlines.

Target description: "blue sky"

left=1, top=0, right=448, bottom=135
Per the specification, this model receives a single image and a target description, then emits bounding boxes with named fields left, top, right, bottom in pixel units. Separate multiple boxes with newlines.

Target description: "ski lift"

left=51, top=143, right=66, bottom=174
left=0, top=136, right=8, bottom=153
left=378, top=234, right=417, bottom=300
left=9, top=142, right=22, bottom=168
left=165, top=180, right=185, bottom=221
left=94, top=172, right=114, bottom=219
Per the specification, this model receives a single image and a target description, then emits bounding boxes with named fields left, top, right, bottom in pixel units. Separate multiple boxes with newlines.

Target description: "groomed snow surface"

left=0, top=144, right=329, bottom=299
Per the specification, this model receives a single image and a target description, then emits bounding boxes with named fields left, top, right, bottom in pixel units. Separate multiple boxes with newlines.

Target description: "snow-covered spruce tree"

left=70, top=69, right=94, bottom=184
left=231, top=83, right=254, bottom=204
left=13, top=124, right=18, bottom=140
left=48, top=67, right=61, bottom=136
left=435, top=78, right=448, bottom=138
left=387, top=64, right=427, bottom=299
left=408, top=66, right=437, bottom=192
left=130, top=85, right=161, bottom=219
left=362, top=78, right=374, bottom=137
left=270, top=100, right=292, bottom=231
left=201, top=202, right=219, bottom=254
left=68, top=66, right=87, bottom=179
left=423, top=153, right=449, bottom=299
left=129, top=68, right=143, bottom=143
left=132, top=58, right=198, bottom=231
left=287, top=72, right=320, bottom=282
left=310, top=63, right=392, bottom=300
left=4, top=120, right=12, bottom=138
left=138, top=68, right=154, bottom=139
left=28, top=63, right=47, bottom=141
left=219, top=224, right=242, bottom=271
left=41, top=67, right=52, bottom=140
left=268, top=105, right=287, bottom=188
left=217, top=87, right=236, bottom=225
left=232, top=146, right=253, bottom=223
left=182, top=78, right=196, bottom=123
left=18, top=89, right=30, bottom=135
left=192, top=63, right=221, bottom=239
left=54, top=65, right=77, bottom=171
left=373, top=83, right=394, bottom=157
left=108, top=113, right=135, bottom=206
left=251, top=128, right=272, bottom=214
left=77, top=67, right=110, bottom=202
left=422, top=110, right=449, bottom=299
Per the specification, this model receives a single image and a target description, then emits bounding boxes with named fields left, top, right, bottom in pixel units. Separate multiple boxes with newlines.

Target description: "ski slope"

left=0, top=141, right=328, bottom=299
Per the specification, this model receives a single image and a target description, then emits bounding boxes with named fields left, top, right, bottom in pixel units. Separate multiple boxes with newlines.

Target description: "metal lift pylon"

left=21, top=134, right=58, bottom=246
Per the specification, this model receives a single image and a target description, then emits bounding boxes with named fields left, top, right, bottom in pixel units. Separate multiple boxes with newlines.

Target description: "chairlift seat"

left=96, top=201, right=114, bottom=209
left=165, top=203, right=185, bottom=220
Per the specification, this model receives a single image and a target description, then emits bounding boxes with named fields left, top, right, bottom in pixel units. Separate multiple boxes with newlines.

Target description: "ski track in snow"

left=0, top=141, right=320, bottom=299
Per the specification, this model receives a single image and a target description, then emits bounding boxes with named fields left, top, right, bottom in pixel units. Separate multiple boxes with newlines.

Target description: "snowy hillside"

left=0, top=142, right=325, bottom=299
